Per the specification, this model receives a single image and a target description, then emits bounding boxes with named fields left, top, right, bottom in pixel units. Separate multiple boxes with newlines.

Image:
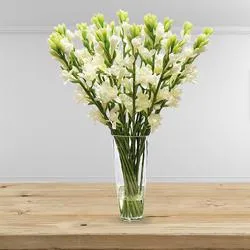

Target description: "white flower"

left=66, top=29, right=75, bottom=40
left=167, top=88, right=182, bottom=107
left=74, top=30, right=82, bottom=40
left=114, top=50, right=123, bottom=65
left=123, top=55, right=134, bottom=69
left=108, top=64, right=127, bottom=79
left=154, top=53, right=164, bottom=74
left=92, top=54, right=106, bottom=71
left=108, top=106, right=120, bottom=129
left=89, top=108, right=106, bottom=125
left=137, top=66, right=159, bottom=88
left=131, top=37, right=143, bottom=49
left=121, top=22, right=131, bottom=35
left=74, top=86, right=90, bottom=104
left=110, top=35, right=121, bottom=51
left=80, top=54, right=106, bottom=82
left=171, top=63, right=182, bottom=74
left=155, top=23, right=165, bottom=42
left=121, top=78, right=133, bottom=92
left=81, top=63, right=97, bottom=82
left=169, top=53, right=180, bottom=65
left=148, top=113, right=161, bottom=131
left=136, top=92, right=151, bottom=112
left=94, top=41, right=104, bottom=54
left=119, top=94, right=133, bottom=114
left=161, top=32, right=173, bottom=48
left=61, top=69, right=76, bottom=84
left=181, top=47, right=194, bottom=59
left=86, top=32, right=95, bottom=43
left=161, top=38, right=167, bottom=48
left=60, top=38, right=74, bottom=54
left=95, top=81, right=118, bottom=104
left=115, top=26, right=122, bottom=35
left=139, top=47, right=155, bottom=59
left=182, top=64, right=198, bottom=83
left=157, top=87, right=182, bottom=107
left=74, top=49, right=91, bottom=64
left=157, top=88, right=170, bottom=102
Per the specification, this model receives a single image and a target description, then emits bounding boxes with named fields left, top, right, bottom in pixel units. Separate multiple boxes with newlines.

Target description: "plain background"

left=1, top=0, right=250, bottom=182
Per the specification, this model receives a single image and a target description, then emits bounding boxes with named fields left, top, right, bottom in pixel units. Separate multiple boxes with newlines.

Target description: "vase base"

left=120, top=215, right=143, bottom=222
left=118, top=186, right=144, bottom=222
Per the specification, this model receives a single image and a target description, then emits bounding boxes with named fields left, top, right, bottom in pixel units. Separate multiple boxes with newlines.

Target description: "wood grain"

left=1, top=183, right=250, bottom=249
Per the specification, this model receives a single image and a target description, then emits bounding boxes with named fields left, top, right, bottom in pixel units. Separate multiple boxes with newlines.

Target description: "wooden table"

left=1, top=183, right=250, bottom=249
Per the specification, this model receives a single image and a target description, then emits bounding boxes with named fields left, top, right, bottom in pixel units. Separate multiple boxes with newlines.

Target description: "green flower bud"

left=166, top=34, right=178, bottom=51
left=203, top=27, right=214, bottom=36
left=48, top=33, right=64, bottom=52
left=144, top=14, right=158, bottom=31
left=183, top=21, right=193, bottom=35
left=128, top=24, right=142, bottom=40
left=173, top=40, right=185, bottom=54
left=76, top=23, right=88, bottom=40
left=163, top=17, right=173, bottom=32
left=109, top=21, right=115, bottom=34
left=117, top=10, right=129, bottom=23
left=144, top=38, right=154, bottom=50
left=91, top=13, right=105, bottom=28
left=95, top=28, right=108, bottom=42
left=76, top=23, right=88, bottom=32
left=54, top=24, right=66, bottom=36
left=193, top=34, right=209, bottom=51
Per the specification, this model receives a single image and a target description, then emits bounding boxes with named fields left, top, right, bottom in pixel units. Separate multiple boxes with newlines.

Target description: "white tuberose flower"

left=108, top=106, right=120, bottom=129
left=167, top=88, right=182, bottom=107
left=157, top=87, right=182, bottom=108
left=89, top=108, right=106, bottom=125
left=182, top=64, right=198, bottom=83
left=96, top=81, right=118, bottom=105
left=74, top=49, right=91, bottom=64
left=155, top=23, right=164, bottom=42
left=119, top=94, right=133, bottom=114
left=131, top=37, right=143, bottom=49
left=60, top=38, right=74, bottom=54
left=110, top=35, right=121, bottom=50
left=136, top=92, right=151, bottom=112
left=137, top=66, right=160, bottom=89
left=61, top=69, right=76, bottom=84
left=148, top=113, right=161, bottom=131
left=74, top=86, right=90, bottom=104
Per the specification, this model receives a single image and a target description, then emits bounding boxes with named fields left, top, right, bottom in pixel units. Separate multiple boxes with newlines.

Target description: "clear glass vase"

left=113, top=135, right=148, bottom=221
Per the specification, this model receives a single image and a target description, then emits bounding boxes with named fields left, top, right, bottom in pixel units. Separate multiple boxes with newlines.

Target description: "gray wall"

left=1, top=0, right=250, bottom=182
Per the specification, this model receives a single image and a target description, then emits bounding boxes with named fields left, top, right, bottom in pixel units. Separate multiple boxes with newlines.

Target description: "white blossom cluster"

left=48, top=10, right=213, bottom=136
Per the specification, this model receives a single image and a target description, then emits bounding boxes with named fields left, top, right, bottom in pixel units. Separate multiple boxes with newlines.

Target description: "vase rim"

left=112, top=134, right=149, bottom=138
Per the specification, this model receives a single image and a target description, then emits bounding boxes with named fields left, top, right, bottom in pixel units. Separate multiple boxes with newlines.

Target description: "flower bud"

left=193, top=34, right=208, bottom=50
left=203, top=27, right=214, bottom=36
left=48, top=33, right=64, bottom=52
left=128, top=24, right=142, bottom=40
left=144, top=14, right=158, bottom=31
left=95, top=28, right=108, bottom=43
left=91, top=13, right=105, bottom=28
left=54, top=24, right=66, bottom=36
left=163, top=17, right=173, bottom=32
left=183, top=21, right=193, bottom=35
left=165, top=34, right=177, bottom=51
left=117, top=10, right=129, bottom=23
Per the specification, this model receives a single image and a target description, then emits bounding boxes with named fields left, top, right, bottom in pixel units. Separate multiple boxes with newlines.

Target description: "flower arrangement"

left=48, top=10, right=213, bottom=221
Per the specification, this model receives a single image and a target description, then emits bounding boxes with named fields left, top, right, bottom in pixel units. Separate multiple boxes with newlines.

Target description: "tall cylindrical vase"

left=113, top=135, right=148, bottom=221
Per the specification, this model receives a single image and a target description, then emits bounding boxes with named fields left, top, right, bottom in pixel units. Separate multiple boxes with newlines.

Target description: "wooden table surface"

left=1, top=183, right=250, bottom=249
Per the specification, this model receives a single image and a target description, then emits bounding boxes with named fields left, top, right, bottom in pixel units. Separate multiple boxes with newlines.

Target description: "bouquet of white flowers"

left=48, top=10, right=212, bottom=221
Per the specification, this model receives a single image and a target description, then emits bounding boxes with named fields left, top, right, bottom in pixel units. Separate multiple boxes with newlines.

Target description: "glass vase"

left=113, top=135, right=148, bottom=221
